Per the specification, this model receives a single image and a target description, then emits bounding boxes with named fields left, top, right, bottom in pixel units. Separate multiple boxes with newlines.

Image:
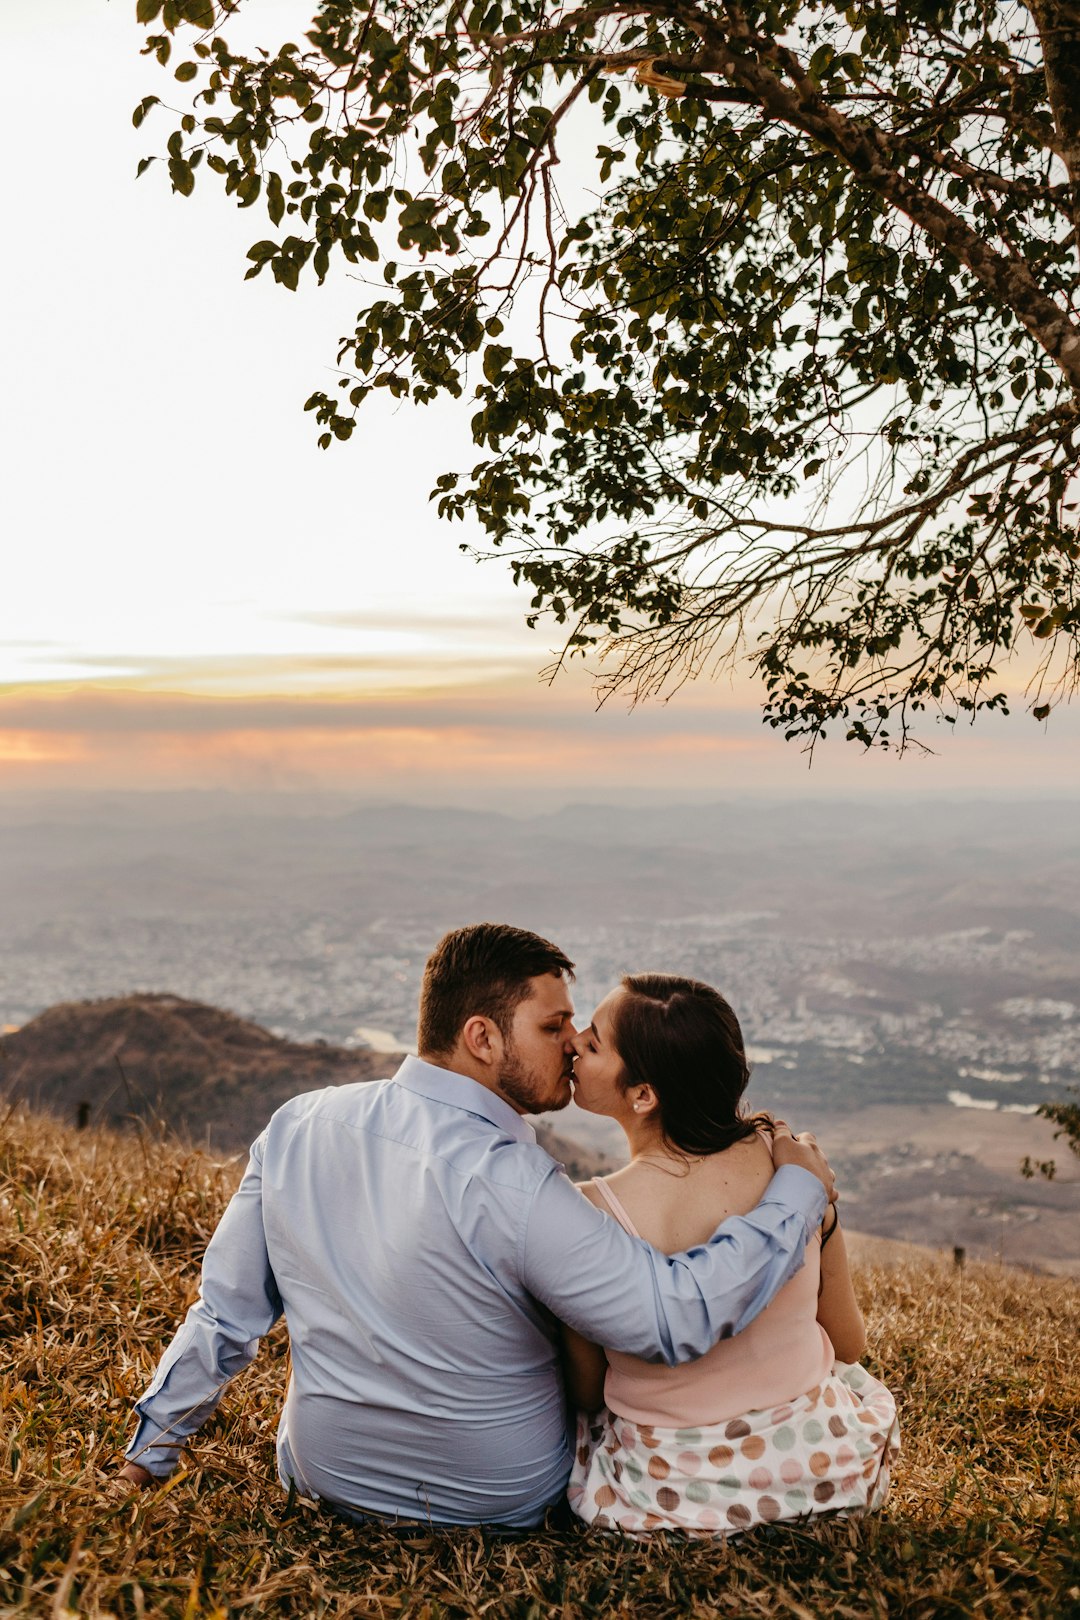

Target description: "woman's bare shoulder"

left=577, top=1177, right=607, bottom=1210
left=599, top=1161, right=658, bottom=1199
left=690, top=1129, right=776, bottom=1171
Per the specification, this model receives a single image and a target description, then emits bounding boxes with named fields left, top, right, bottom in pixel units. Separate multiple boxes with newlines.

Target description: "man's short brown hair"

left=417, top=923, right=575, bottom=1058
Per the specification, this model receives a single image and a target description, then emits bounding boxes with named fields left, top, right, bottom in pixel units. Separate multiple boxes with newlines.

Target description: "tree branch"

left=644, top=0, right=1080, bottom=391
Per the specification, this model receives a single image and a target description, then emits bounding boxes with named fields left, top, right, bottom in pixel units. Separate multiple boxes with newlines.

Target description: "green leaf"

left=483, top=345, right=512, bottom=383
left=267, top=171, right=285, bottom=227
left=136, top=0, right=163, bottom=23
left=132, top=94, right=159, bottom=129
left=168, top=156, right=195, bottom=196
left=174, top=60, right=198, bottom=82
left=236, top=171, right=261, bottom=208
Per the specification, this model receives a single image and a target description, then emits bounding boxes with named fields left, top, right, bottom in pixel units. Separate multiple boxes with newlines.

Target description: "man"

left=122, top=923, right=834, bottom=1528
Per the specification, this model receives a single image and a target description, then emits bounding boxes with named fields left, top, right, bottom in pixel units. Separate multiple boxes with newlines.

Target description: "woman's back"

left=590, top=1134, right=833, bottom=1426
left=567, top=973, right=897, bottom=1535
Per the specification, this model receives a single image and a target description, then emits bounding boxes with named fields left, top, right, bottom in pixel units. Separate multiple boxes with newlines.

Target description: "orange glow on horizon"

left=0, top=730, right=88, bottom=765
left=0, top=723, right=762, bottom=789
left=1, top=673, right=1077, bottom=800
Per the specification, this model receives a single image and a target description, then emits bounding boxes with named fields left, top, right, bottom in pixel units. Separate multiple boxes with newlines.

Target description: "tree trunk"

left=1027, top=0, right=1080, bottom=240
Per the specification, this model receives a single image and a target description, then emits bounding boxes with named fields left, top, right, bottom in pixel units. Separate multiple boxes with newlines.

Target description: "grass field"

left=1, top=1107, right=1077, bottom=1618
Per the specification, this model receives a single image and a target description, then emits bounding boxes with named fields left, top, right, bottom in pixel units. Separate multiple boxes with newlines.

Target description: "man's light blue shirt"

left=127, top=1057, right=826, bottom=1527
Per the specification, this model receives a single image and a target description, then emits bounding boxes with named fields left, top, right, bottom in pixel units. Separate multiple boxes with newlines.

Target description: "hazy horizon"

left=2, top=782, right=1079, bottom=818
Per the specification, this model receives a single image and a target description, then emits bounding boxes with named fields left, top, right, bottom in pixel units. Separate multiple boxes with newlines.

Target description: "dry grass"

left=1, top=1106, right=1077, bottom=1619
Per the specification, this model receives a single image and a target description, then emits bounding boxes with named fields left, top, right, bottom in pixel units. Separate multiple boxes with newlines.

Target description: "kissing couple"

left=121, top=923, right=898, bottom=1535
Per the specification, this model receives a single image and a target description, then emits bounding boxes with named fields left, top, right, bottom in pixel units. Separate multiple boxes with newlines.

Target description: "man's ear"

left=461, top=1014, right=502, bottom=1068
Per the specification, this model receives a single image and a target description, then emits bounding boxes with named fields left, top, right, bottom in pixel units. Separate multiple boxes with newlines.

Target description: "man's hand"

left=772, top=1122, right=838, bottom=1204
left=118, top=1461, right=155, bottom=1489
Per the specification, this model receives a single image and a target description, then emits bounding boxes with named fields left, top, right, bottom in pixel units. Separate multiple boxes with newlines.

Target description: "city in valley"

left=1, top=792, right=1077, bottom=1273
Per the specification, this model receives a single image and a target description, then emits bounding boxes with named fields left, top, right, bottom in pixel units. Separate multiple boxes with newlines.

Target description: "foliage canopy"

left=135, top=0, right=1080, bottom=746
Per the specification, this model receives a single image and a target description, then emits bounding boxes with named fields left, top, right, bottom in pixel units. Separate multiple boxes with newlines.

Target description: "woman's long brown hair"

left=611, top=974, right=771, bottom=1157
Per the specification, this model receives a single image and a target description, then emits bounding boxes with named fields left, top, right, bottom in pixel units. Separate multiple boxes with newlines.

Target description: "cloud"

left=9, top=645, right=544, bottom=691
left=0, top=714, right=760, bottom=805
left=0, top=672, right=773, bottom=801
left=1, top=671, right=1078, bottom=807
left=284, top=606, right=533, bottom=637
left=0, top=672, right=762, bottom=739
left=0, top=732, right=88, bottom=765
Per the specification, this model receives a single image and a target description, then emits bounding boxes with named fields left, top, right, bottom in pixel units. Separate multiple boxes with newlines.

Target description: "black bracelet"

left=820, top=1205, right=840, bottom=1250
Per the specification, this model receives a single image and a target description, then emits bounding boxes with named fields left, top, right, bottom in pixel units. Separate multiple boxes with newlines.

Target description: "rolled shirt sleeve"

left=126, top=1135, right=283, bottom=1477
left=522, top=1163, right=826, bottom=1365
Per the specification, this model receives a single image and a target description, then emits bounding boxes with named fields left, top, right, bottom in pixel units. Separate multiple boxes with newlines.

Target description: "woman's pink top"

left=591, top=1176, right=834, bottom=1427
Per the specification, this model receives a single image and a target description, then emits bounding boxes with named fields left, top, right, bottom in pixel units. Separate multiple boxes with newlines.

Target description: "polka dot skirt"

left=567, top=1361, right=900, bottom=1537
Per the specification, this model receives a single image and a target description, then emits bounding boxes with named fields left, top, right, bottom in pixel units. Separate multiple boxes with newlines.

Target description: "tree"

left=1021, top=1089, right=1080, bottom=1180
left=134, top=0, right=1080, bottom=747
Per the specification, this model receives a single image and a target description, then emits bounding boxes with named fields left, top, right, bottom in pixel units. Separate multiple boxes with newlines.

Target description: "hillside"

left=0, top=993, right=395, bottom=1150
left=0, top=993, right=612, bottom=1179
left=1, top=1106, right=1077, bottom=1618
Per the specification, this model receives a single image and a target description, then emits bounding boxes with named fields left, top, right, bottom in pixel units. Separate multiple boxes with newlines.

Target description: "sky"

left=2, top=0, right=1077, bottom=808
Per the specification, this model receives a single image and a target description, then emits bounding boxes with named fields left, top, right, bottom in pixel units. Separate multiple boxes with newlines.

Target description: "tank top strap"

left=590, top=1177, right=644, bottom=1239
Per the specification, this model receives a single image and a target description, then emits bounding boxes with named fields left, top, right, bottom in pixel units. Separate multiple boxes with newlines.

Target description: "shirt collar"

left=393, top=1054, right=537, bottom=1145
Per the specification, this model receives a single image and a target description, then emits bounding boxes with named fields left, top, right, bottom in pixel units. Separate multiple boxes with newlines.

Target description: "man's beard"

left=497, top=1039, right=572, bottom=1115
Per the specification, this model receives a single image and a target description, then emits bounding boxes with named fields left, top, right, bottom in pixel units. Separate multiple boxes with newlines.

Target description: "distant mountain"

left=0, top=992, right=611, bottom=1176
left=2, top=791, right=1077, bottom=937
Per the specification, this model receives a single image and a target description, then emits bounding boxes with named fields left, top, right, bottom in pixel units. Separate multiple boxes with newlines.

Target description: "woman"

left=564, top=974, right=899, bottom=1536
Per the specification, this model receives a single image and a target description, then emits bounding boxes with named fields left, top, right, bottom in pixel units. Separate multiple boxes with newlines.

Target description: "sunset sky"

left=3, top=0, right=1077, bottom=808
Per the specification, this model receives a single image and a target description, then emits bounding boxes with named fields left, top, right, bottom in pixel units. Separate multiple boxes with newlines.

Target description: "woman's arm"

left=815, top=1209, right=867, bottom=1363
left=560, top=1325, right=608, bottom=1414
left=524, top=1163, right=825, bottom=1365
left=557, top=1179, right=609, bottom=1412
